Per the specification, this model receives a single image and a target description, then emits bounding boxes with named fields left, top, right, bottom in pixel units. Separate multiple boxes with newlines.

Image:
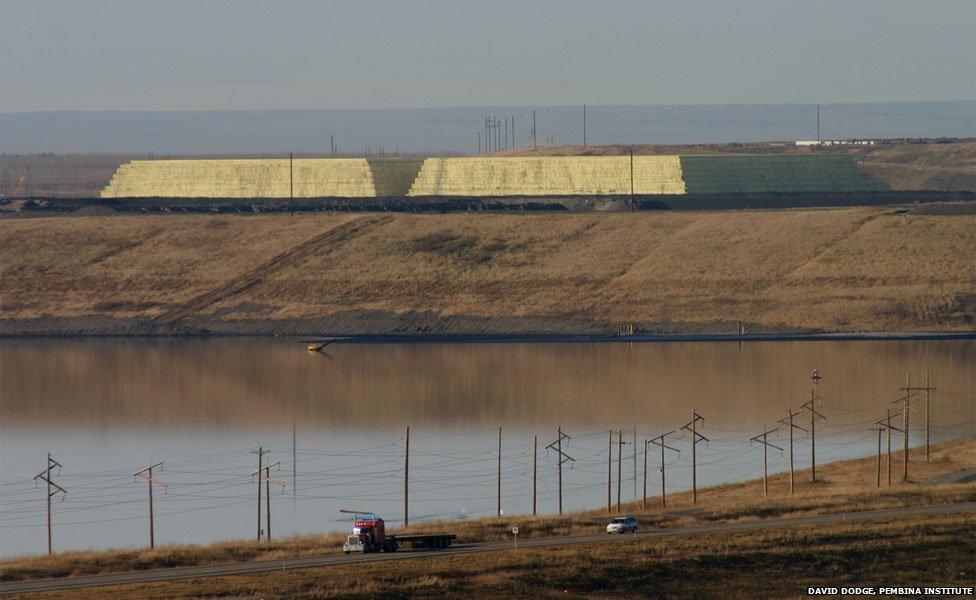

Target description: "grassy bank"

left=1, top=208, right=973, bottom=334
left=17, top=514, right=974, bottom=599
left=3, top=436, right=973, bottom=584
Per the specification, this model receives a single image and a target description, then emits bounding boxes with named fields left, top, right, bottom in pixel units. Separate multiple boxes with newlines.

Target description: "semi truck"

left=341, top=512, right=457, bottom=553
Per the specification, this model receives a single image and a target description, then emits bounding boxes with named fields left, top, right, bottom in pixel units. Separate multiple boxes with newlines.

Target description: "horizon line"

left=2, top=99, right=972, bottom=116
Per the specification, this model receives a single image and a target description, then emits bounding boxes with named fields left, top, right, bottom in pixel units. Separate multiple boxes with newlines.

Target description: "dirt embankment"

left=1, top=208, right=973, bottom=337
left=2, top=141, right=972, bottom=198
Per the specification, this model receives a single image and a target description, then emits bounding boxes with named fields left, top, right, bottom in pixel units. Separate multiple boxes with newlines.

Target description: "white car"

left=606, top=516, right=638, bottom=534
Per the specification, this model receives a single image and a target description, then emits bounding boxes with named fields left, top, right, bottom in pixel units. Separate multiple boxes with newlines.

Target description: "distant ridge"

left=2, top=101, right=972, bottom=154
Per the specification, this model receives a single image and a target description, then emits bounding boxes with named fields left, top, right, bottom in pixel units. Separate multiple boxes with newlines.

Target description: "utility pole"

left=616, top=430, right=629, bottom=512
left=583, top=104, right=587, bottom=148
left=801, top=370, right=826, bottom=483
left=33, top=453, right=66, bottom=555
left=750, top=427, right=781, bottom=496
left=511, top=116, right=515, bottom=148
left=504, top=119, right=508, bottom=150
left=532, top=435, right=538, bottom=516
left=629, top=149, right=635, bottom=208
left=877, top=409, right=903, bottom=486
left=331, top=134, right=335, bottom=156
left=251, top=461, right=284, bottom=542
left=892, top=372, right=929, bottom=482
left=871, top=426, right=883, bottom=487
left=642, top=438, right=649, bottom=510
left=925, top=371, right=935, bottom=461
left=680, top=412, right=707, bottom=504
left=778, top=408, right=807, bottom=494
left=649, top=431, right=679, bottom=509
left=478, top=131, right=481, bottom=154
left=546, top=427, right=574, bottom=515
left=899, top=371, right=936, bottom=474
left=292, top=419, right=297, bottom=497
left=532, top=110, right=537, bottom=151
left=817, top=104, right=821, bottom=143
left=497, top=426, right=502, bottom=517
left=607, top=429, right=613, bottom=514
left=251, top=447, right=269, bottom=541
left=134, top=461, right=166, bottom=549
left=632, top=429, right=637, bottom=502
left=289, top=153, right=294, bottom=215
left=404, top=426, right=410, bottom=527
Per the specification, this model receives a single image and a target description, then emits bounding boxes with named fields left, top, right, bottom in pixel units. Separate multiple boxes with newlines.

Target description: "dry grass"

left=3, top=436, right=973, bottom=584
left=2, top=208, right=973, bottom=332
left=14, top=514, right=975, bottom=599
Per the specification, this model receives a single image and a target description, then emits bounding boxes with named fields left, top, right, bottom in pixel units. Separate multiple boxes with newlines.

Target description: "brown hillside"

left=1, top=209, right=973, bottom=333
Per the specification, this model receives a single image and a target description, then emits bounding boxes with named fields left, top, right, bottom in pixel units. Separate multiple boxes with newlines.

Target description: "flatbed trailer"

left=387, top=533, right=457, bottom=550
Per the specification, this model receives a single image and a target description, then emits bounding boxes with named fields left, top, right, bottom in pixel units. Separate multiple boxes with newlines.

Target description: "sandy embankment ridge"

left=0, top=208, right=973, bottom=336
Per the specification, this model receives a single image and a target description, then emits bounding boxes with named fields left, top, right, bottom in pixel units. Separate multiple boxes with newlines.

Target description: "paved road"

left=3, top=502, right=974, bottom=596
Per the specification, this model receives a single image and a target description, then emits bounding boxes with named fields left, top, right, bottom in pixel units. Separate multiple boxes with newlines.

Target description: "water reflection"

left=3, top=338, right=973, bottom=430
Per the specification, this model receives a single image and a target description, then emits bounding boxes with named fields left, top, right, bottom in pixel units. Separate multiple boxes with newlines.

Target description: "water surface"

left=1, top=338, right=973, bottom=557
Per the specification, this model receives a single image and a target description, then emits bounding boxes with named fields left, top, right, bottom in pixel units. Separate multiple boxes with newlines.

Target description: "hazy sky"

left=1, top=0, right=973, bottom=112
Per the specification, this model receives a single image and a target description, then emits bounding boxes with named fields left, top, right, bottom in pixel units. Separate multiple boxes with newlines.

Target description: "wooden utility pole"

left=616, top=430, right=628, bottom=512
left=532, top=110, right=537, bottom=150
left=478, top=131, right=481, bottom=154
left=404, top=426, right=410, bottom=527
left=251, top=461, right=284, bottom=542
left=546, top=427, right=574, bottom=515
left=680, top=411, right=707, bottom=504
left=632, top=429, right=637, bottom=502
left=134, top=461, right=166, bottom=549
left=899, top=372, right=911, bottom=482
left=642, top=438, right=649, bottom=510
left=817, top=104, right=821, bottom=143
left=497, top=427, right=502, bottom=517
left=899, top=371, right=936, bottom=474
left=778, top=408, right=806, bottom=494
left=607, top=429, right=613, bottom=514
left=801, top=370, right=825, bottom=483
left=873, top=426, right=883, bottom=487
left=583, top=104, right=587, bottom=148
left=750, top=427, right=781, bottom=496
left=877, top=410, right=903, bottom=486
left=649, top=431, right=679, bottom=509
left=629, top=149, right=635, bottom=207
left=925, top=371, right=932, bottom=462
left=33, top=453, right=66, bottom=555
left=532, top=435, right=538, bottom=516
left=292, top=419, right=297, bottom=497
left=251, top=447, right=269, bottom=541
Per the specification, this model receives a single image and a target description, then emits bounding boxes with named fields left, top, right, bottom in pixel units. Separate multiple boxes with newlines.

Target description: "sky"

left=1, top=0, right=974, bottom=113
